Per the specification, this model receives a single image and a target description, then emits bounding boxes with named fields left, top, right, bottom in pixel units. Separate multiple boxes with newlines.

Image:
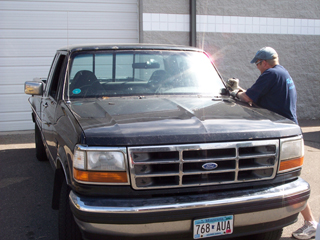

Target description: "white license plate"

left=193, top=215, right=233, bottom=239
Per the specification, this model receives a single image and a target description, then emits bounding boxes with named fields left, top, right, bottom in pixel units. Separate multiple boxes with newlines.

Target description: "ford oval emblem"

left=202, top=162, right=218, bottom=170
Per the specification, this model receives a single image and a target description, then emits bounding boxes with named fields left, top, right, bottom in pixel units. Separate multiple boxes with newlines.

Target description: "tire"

left=247, top=228, right=283, bottom=240
left=58, top=180, right=82, bottom=240
left=35, top=123, right=48, bottom=161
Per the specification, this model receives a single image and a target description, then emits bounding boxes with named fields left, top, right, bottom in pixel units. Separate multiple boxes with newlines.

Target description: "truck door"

left=41, top=52, right=67, bottom=162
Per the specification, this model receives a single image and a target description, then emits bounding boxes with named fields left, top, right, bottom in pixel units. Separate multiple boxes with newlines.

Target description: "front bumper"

left=70, top=177, right=309, bottom=240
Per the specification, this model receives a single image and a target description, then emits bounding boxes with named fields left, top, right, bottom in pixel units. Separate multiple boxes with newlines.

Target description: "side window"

left=48, top=54, right=66, bottom=100
left=45, top=54, right=59, bottom=92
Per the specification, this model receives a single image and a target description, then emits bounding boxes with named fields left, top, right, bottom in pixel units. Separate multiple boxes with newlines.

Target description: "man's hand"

left=226, top=78, right=244, bottom=100
left=229, top=89, right=243, bottom=99
left=226, top=78, right=240, bottom=91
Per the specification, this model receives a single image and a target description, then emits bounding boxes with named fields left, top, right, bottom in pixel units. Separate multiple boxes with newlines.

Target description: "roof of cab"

left=57, top=43, right=202, bottom=53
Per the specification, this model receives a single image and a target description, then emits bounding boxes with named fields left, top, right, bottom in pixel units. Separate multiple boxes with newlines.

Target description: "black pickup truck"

left=24, top=44, right=309, bottom=240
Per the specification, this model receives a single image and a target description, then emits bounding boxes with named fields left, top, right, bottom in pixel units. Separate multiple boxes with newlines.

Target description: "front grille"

left=128, top=140, right=279, bottom=190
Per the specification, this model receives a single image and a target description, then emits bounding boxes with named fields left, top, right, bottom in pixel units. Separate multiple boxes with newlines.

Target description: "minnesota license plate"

left=193, top=215, right=233, bottom=239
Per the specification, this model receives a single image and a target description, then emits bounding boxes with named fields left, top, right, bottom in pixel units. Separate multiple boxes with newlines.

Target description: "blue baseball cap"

left=250, top=47, right=278, bottom=64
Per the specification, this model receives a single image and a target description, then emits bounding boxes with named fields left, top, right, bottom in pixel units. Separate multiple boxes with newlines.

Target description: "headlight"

left=278, top=137, right=304, bottom=173
left=73, top=145, right=129, bottom=184
left=87, top=151, right=125, bottom=171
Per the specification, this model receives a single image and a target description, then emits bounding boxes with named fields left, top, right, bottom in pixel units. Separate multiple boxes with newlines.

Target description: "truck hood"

left=68, top=97, right=301, bottom=146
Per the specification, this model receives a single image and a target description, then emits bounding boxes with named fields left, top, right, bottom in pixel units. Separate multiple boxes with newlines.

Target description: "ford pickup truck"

left=24, top=44, right=309, bottom=240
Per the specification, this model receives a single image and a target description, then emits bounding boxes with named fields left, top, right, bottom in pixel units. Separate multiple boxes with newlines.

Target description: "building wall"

left=141, top=0, right=320, bottom=120
left=141, top=0, right=189, bottom=45
left=0, top=0, right=139, bottom=131
left=1, top=0, right=318, bottom=132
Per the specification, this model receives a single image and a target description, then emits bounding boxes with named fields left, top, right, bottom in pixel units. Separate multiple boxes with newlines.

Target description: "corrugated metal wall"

left=0, top=0, right=139, bottom=131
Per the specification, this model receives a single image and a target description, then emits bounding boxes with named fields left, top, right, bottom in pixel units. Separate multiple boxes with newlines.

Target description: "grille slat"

left=182, top=157, right=236, bottom=163
left=239, top=153, right=276, bottom=159
left=129, top=140, right=279, bottom=190
left=136, top=173, right=180, bottom=177
left=182, top=170, right=236, bottom=175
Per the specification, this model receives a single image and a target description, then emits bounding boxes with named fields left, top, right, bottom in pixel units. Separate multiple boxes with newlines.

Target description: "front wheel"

left=58, top=180, right=82, bottom=240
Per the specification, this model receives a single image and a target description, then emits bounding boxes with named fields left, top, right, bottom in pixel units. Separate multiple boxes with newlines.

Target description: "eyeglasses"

left=255, top=60, right=264, bottom=66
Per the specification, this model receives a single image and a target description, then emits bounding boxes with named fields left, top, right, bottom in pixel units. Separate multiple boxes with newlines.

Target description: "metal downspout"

left=190, top=0, right=196, bottom=47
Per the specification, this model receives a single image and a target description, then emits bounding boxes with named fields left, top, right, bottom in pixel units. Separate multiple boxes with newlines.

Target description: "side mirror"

left=24, top=81, right=44, bottom=95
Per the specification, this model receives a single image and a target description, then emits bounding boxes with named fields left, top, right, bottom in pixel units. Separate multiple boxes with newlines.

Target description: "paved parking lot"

left=0, top=120, right=319, bottom=240
left=281, top=120, right=320, bottom=239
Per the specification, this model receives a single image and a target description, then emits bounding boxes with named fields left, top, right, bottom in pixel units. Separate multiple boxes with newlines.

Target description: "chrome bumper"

left=70, top=178, right=309, bottom=238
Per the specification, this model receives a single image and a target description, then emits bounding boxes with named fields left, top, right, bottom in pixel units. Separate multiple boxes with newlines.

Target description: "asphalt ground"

left=0, top=120, right=319, bottom=240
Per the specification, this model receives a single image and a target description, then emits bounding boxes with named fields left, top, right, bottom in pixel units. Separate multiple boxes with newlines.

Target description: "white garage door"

left=0, top=0, right=139, bottom=131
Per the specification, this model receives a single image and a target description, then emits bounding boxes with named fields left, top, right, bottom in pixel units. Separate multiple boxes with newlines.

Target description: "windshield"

left=66, top=50, right=224, bottom=98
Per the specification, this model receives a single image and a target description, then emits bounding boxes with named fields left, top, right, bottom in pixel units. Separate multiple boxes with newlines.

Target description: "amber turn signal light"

left=73, top=168, right=128, bottom=183
left=279, top=157, right=304, bottom=172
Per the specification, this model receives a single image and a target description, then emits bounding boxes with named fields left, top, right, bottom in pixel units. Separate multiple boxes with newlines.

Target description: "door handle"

left=44, top=102, right=48, bottom=108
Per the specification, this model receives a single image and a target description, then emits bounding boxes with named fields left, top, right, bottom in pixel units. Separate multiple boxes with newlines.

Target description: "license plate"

left=193, top=215, right=233, bottom=239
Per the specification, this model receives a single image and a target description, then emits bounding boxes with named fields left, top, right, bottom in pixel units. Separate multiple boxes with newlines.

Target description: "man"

left=228, top=46, right=298, bottom=124
left=227, top=47, right=318, bottom=239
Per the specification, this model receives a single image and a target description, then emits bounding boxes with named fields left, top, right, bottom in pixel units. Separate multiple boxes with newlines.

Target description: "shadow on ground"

left=0, top=148, right=58, bottom=240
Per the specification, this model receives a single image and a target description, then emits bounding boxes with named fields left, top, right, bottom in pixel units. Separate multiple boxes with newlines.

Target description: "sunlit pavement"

left=281, top=120, right=320, bottom=239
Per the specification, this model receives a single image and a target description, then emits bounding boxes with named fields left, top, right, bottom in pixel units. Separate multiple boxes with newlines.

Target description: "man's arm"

left=237, top=91, right=253, bottom=106
left=226, top=78, right=253, bottom=107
